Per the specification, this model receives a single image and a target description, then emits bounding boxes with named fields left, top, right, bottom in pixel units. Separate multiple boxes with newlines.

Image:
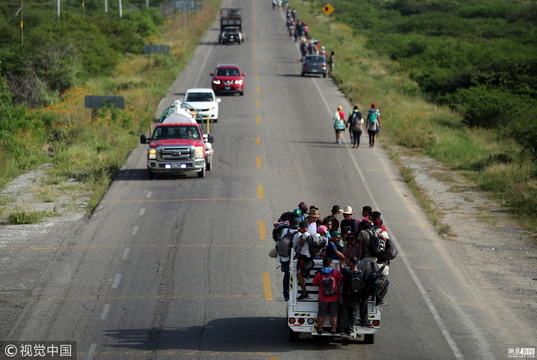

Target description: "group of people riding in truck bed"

left=272, top=202, right=396, bottom=335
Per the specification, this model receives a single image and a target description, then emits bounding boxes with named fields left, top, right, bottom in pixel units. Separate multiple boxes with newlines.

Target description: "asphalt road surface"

left=1, top=0, right=534, bottom=359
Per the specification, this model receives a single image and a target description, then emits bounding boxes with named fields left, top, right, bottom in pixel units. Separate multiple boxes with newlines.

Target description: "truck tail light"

left=289, top=318, right=296, bottom=324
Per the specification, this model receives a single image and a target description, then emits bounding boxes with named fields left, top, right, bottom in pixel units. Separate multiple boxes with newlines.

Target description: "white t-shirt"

left=293, top=231, right=311, bottom=258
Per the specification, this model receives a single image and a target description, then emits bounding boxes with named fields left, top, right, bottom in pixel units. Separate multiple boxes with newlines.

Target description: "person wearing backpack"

left=357, top=220, right=379, bottom=264
left=347, top=105, right=363, bottom=149
left=366, top=103, right=380, bottom=149
left=359, top=254, right=389, bottom=326
left=294, top=221, right=313, bottom=300
left=333, top=106, right=346, bottom=145
left=312, top=257, right=344, bottom=335
left=339, top=256, right=364, bottom=335
left=277, top=218, right=300, bottom=301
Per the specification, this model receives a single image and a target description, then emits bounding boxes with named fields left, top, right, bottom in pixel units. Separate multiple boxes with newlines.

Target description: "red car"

left=210, top=64, right=246, bottom=96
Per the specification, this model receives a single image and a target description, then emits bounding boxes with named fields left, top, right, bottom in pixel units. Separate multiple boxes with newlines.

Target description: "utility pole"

left=119, top=0, right=122, bottom=18
left=146, top=0, right=149, bottom=8
left=20, top=0, right=23, bottom=46
left=104, top=0, right=108, bottom=13
left=57, top=0, right=60, bottom=19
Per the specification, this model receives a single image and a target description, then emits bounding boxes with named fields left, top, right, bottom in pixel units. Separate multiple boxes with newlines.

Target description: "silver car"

left=301, top=55, right=327, bottom=78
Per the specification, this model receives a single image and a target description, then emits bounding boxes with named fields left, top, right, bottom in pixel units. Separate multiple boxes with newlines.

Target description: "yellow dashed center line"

left=256, top=100, right=260, bottom=106
left=258, top=186, right=264, bottom=199
left=253, top=56, right=257, bottom=61
left=253, top=49, right=256, bottom=54
left=256, top=75, right=259, bottom=80
left=256, top=87, right=260, bottom=92
left=256, top=137, right=261, bottom=145
left=256, top=156, right=262, bottom=167
left=255, top=64, right=258, bottom=69
left=258, top=220, right=266, bottom=238
left=263, top=272, right=273, bottom=300
left=256, top=116, right=260, bottom=123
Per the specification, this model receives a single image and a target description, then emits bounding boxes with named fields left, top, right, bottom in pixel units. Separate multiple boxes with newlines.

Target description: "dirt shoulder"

left=397, top=149, right=537, bottom=342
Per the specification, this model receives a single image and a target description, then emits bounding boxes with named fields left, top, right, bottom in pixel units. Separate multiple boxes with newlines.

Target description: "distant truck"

left=218, top=7, right=244, bottom=44
left=140, top=106, right=214, bottom=179
left=287, top=249, right=382, bottom=343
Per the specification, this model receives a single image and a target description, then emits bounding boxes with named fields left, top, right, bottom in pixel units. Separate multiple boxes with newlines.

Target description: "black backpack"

left=384, top=238, right=398, bottom=260
left=272, top=222, right=289, bottom=242
left=346, top=269, right=365, bottom=300
left=365, top=262, right=388, bottom=297
left=367, top=229, right=385, bottom=257
left=276, top=232, right=294, bottom=257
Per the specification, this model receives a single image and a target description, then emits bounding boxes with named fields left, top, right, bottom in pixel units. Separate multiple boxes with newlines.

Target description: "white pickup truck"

left=287, top=249, right=382, bottom=343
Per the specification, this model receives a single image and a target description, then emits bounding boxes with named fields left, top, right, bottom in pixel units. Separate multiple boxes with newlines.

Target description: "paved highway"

left=1, top=0, right=534, bottom=359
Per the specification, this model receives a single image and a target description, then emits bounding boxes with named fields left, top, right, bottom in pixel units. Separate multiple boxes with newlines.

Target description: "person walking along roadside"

left=366, top=103, right=380, bottom=149
left=347, top=105, right=363, bottom=149
left=333, top=106, right=346, bottom=145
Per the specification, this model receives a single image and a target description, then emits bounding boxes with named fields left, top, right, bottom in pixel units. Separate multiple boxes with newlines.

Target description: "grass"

left=6, top=209, right=59, bottom=225
left=289, top=0, right=536, bottom=236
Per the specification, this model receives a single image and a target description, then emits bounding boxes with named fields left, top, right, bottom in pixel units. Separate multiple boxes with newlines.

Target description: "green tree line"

left=0, top=1, right=165, bottom=107
left=332, top=0, right=537, bottom=159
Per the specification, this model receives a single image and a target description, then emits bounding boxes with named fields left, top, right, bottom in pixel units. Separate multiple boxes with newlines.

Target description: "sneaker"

left=376, top=301, right=387, bottom=306
left=284, top=297, right=289, bottom=302
left=331, top=330, right=337, bottom=336
left=317, top=330, right=323, bottom=335
left=297, top=294, right=309, bottom=300
left=360, top=322, right=369, bottom=327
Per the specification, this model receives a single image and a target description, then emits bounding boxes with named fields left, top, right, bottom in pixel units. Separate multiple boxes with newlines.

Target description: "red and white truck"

left=140, top=107, right=214, bottom=179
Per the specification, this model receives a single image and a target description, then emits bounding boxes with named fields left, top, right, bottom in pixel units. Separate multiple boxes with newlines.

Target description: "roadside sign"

left=322, top=3, right=334, bottom=16
left=144, top=45, right=170, bottom=54
left=84, top=96, right=124, bottom=110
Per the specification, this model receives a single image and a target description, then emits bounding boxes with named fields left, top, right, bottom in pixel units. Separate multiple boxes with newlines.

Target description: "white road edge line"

left=122, top=248, right=131, bottom=260
left=132, top=226, right=139, bottom=236
left=303, top=31, right=466, bottom=360
left=111, top=273, right=122, bottom=289
left=146, top=191, right=152, bottom=198
left=86, top=343, right=97, bottom=360
left=100, top=304, right=110, bottom=320
left=139, top=208, right=146, bottom=216
left=194, top=46, right=213, bottom=88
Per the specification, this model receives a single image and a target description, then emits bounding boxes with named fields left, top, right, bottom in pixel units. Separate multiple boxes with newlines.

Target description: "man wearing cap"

left=278, top=218, right=300, bottom=301
left=340, top=206, right=359, bottom=237
left=366, top=104, right=380, bottom=149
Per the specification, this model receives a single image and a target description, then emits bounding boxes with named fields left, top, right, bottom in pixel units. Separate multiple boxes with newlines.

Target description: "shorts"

left=297, top=255, right=313, bottom=276
left=318, top=300, right=338, bottom=317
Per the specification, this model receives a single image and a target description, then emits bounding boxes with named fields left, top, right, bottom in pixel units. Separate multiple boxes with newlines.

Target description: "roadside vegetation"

left=291, top=0, right=537, bottom=234
left=0, top=0, right=222, bottom=223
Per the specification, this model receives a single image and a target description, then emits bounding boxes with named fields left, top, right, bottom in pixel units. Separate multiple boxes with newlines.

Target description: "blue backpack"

left=368, top=111, right=377, bottom=124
